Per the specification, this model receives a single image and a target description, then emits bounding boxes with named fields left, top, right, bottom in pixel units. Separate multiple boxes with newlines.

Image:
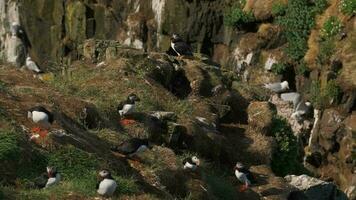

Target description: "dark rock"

left=304, top=152, right=323, bottom=168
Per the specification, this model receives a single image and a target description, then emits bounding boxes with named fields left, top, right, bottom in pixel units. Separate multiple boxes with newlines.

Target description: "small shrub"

left=224, top=5, right=255, bottom=27
left=339, top=0, right=356, bottom=15
left=277, top=0, right=317, bottom=61
left=321, top=16, right=342, bottom=39
left=270, top=117, right=302, bottom=176
left=296, top=62, right=310, bottom=76
left=115, top=176, right=139, bottom=195
left=272, top=2, right=287, bottom=16
left=271, top=63, right=287, bottom=75
left=309, top=80, right=341, bottom=108
left=317, top=39, right=335, bottom=64
left=309, top=81, right=322, bottom=108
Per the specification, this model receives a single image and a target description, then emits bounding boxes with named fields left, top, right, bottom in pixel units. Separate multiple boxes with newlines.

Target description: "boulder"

left=318, top=109, right=344, bottom=152
left=247, top=101, right=274, bottom=135
left=285, top=175, right=348, bottom=200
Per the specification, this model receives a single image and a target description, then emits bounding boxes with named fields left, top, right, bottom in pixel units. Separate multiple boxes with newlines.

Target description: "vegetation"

left=270, top=117, right=304, bottom=176
left=296, top=62, right=310, bottom=76
left=0, top=130, right=20, bottom=161
left=339, top=0, right=356, bottom=15
left=271, top=63, right=287, bottom=75
left=205, top=173, right=237, bottom=200
left=271, top=1, right=287, bottom=16
left=317, top=39, right=335, bottom=64
left=224, top=2, right=255, bottom=27
left=313, top=0, right=329, bottom=14
left=321, top=16, right=342, bottom=39
left=309, top=80, right=341, bottom=108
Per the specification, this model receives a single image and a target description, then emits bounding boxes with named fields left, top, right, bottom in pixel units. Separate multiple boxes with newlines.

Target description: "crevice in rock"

left=168, top=70, right=192, bottom=99
left=282, top=64, right=297, bottom=91
left=200, top=34, right=213, bottom=57
left=85, top=6, right=96, bottom=38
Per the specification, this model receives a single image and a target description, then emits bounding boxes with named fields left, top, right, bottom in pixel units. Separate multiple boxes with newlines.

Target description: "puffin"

left=182, top=156, right=201, bottom=170
left=96, top=170, right=117, bottom=197
left=10, top=22, right=23, bottom=38
left=27, top=106, right=54, bottom=130
left=25, top=56, right=43, bottom=73
left=34, top=166, right=61, bottom=188
left=117, top=93, right=140, bottom=117
left=264, top=81, right=289, bottom=93
left=234, top=162, right=255, bottom=192
left=170, top=34, right=193, bottom=56
left=111, top=138, right=149, bottom=157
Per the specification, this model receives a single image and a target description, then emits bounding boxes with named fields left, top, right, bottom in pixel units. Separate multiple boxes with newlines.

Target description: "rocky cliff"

left=0, top=0, right=355, bottom=199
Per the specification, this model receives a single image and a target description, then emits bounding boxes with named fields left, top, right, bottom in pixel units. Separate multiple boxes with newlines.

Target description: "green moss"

left=313, top=0, right=329, bottom=14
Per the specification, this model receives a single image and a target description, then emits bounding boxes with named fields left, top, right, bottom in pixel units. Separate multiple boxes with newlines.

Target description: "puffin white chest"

left=171, top=42, right=180, bottom=56
left=97, top=179, right=117, bottom=196
left=121, top=104, right=135, bottom=115
left=31, top=111, right=49, bottom=123
left=235, top=170, right=250, bottom=185
left=184, top=162, right=197, bottom=170
left=45, top=173, right=61, bottom=187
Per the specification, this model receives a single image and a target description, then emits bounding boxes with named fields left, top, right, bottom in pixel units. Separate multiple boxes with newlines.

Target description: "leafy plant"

left=272, top=2, right=287, bottom=16
left=324, top=79, right=341, bottom=103
left=339, top=0, right=356, bottom=15
left=277, top=0, right=316, bottom=61
left=224, top=4, right=255, bottom=27
left=313, top=0, right=329, bottom=14
left=309, top=80, right=341, bottom=108
left=321, top=16, right=342, bottom=39
left=271, top=63, right=287, bottom=75
left=271, top=117, right=303, bottom=176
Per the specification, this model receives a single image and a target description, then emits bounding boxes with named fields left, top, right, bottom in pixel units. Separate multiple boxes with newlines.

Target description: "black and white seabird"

left=182, top=156, right=200, bottom=170
left=170, top=34, right=193, bottom=56
left=280, top=92, right=312, bottom=120
left=25, top=56, right=43, bottom=73
left=10, top=22, right=24, bottom=38
left=27, top=106, right=54, bottom=129
left=264, top=81, right=289, bottom=93
left=96, top=169, right=117, bottom=197
left=117, top=93, right=140, bottom=117
left=111, top=138, right=149, bottom=156
left=34, top=166, right=60, bottom=188
left=234, top=162, right=255, bottom=191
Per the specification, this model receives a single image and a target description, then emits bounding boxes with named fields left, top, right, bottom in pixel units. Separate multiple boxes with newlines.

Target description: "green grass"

left=204, top=171, right=237, bottom=200
left=0, top=129, right=21, bottom=161
left=321, top=16, right=342, bottom=39
left=317, top=39, right=335, bottom=64
left=296, top=62, right=310, bottom=76
left=339, top=0, right=356, bottom=15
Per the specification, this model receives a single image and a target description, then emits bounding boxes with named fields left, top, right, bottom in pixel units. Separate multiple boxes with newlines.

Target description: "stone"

left=285, top=175, right=348, bottom=200
left=150, top=111, right=177, bottom=121
left=318, top=109, right=344, bottom=151
left=247, top=101, right=274, bottom=135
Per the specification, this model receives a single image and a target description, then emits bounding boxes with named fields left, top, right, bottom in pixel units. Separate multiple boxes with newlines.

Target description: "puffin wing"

left=26, top=61, right=42, bottom=73
left=174, top=41, right=193, bottom=56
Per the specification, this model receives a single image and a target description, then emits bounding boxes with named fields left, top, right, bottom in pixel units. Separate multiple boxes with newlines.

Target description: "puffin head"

left=127, top=93, right=140, bottom=103
left=171, top=33, right=182, bottom=43
left=305, top=101, right=312, bottom=107
left=46, top=166, right=57, bottom=177
left=234, top=162, right=244, bottom=171
left=192, top=156, right=200, bottom=166
left=99, top=169, right=113, bottom=180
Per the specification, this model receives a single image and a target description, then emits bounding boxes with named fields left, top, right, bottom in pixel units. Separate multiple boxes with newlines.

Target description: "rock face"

left=285, top=175, right=348, bottom=200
